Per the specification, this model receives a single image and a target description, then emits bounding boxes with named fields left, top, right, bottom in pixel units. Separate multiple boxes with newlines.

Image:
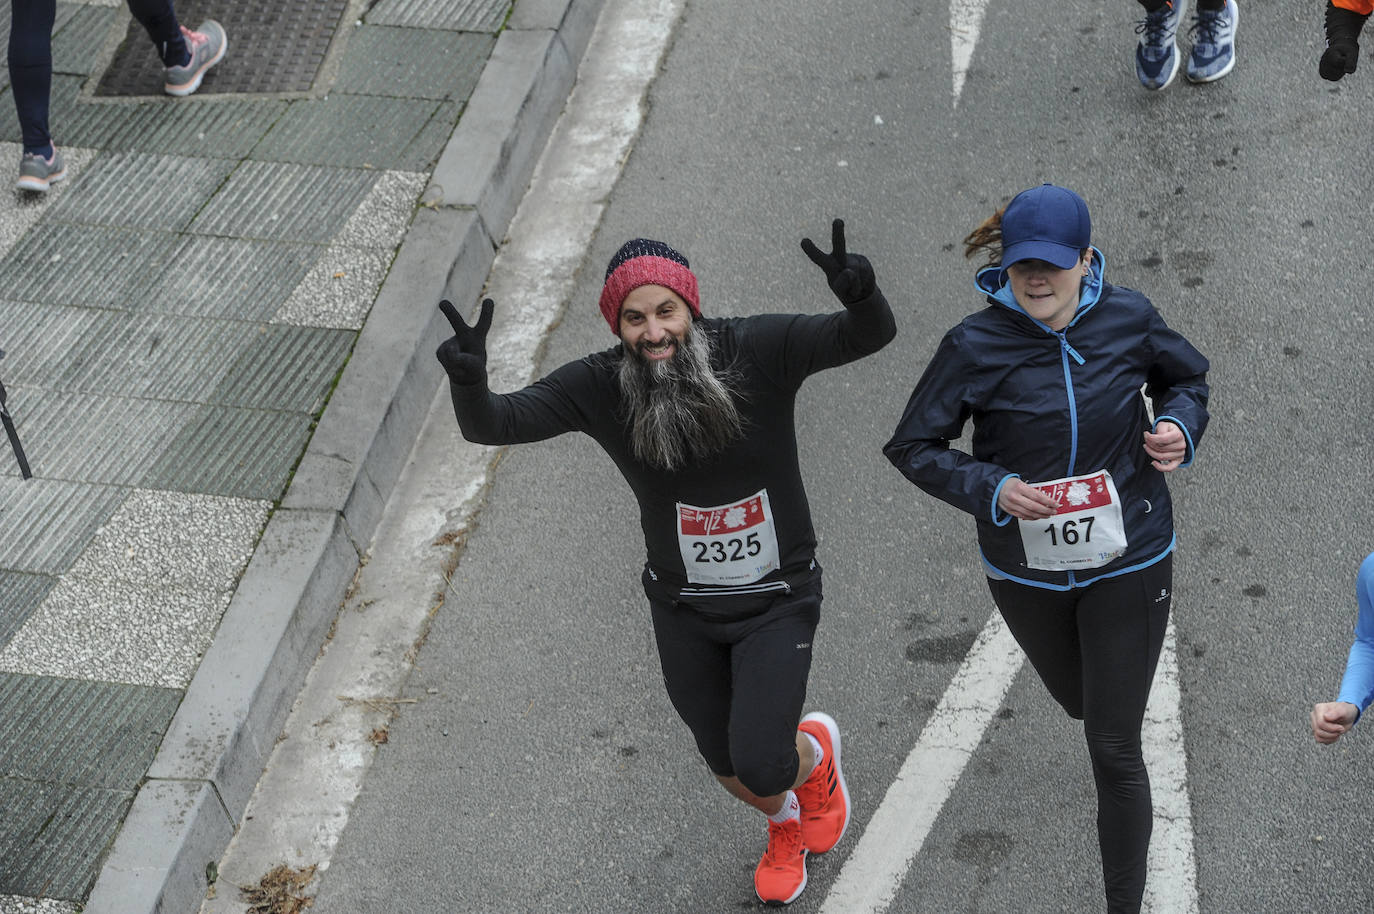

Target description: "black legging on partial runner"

left=8, top=0, right=184, bottom=153
left=986, top=555, right=1172, bottom=914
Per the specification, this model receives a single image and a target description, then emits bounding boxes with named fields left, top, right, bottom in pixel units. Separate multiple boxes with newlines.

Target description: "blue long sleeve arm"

left=1336, top=553, right=1374, bottom=721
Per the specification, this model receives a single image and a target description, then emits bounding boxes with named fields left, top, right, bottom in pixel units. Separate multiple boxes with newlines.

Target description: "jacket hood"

left=974, top=246, right=1106, bottom=330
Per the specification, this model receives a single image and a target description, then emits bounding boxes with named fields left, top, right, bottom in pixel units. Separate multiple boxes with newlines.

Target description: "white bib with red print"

left=676, top=489, right=781, bottom=586
left=1017, top=470, right=1128, bottom=571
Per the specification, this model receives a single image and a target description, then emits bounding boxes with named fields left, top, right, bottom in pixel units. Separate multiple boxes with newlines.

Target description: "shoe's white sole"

left=16, top=170, right=64, bottom=193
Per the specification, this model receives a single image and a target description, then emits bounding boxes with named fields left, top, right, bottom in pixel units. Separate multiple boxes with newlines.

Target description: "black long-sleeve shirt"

left=449, top=290, right=895, bottom=596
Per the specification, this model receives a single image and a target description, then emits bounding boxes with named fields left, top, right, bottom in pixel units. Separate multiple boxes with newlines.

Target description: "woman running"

left=883, top=183, right=1210, bottom=914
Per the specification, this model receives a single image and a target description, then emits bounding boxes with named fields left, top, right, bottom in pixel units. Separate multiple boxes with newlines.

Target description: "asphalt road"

left=263, top=1, right=1374, bottom=911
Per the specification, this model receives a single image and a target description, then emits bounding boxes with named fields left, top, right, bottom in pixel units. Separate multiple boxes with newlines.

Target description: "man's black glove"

left=436, top=297, right=494, bottom=386
left=1321, top=1, right=1368, bottom=81
left=801, top=218, right=876, bottom=306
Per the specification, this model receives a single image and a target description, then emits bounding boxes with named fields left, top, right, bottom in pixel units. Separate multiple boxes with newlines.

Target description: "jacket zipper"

left=1055, top=329, right=1086, bottom=588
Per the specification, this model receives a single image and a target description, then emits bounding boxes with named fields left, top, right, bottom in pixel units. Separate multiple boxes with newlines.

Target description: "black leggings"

left=8, top=0, right=183, bottom=152
left=649, top=581, right=820, bottom=799
left=987, top=556, right=1172, bottom=914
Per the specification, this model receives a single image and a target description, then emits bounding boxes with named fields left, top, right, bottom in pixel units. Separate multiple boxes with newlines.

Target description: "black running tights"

left=986, top=556, right=1172, bottom=914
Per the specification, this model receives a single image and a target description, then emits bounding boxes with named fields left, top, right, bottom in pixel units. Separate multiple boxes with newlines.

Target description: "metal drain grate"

left=94, top=0, right=352, bottom=97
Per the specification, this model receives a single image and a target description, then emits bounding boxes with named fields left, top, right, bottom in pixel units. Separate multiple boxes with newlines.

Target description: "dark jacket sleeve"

left=446, top=359, right=594, bottom=445
left=743, top=286, right=897, bottom=389
left=1143, top=305, right=1210, bottom=467
left=882, top=326, right=1016, bottom=525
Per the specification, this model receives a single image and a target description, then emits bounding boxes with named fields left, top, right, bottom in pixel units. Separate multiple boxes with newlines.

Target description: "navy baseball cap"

left=999, top=184, right=1092, bottom=272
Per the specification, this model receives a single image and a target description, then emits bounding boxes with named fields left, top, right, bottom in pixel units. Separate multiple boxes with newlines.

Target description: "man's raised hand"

left=801, top=218, right=876, bottom=306
left=436, top=297, right=494, bottom=386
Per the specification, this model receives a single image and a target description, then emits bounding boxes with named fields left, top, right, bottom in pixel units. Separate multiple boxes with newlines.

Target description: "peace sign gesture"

left=800, top=218, right=876, bottom=307
left=436, top=297, right=494, bottom=386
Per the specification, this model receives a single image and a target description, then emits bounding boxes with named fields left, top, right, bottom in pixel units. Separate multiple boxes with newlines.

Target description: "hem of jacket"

left=979, top=533, right=1176, bottom=591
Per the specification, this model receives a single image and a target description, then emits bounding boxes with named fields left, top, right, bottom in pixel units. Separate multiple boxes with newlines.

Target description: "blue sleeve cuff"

left=991, top=474, right=1020, bottom=527
left=1153, top=416, right=1197, bottom=467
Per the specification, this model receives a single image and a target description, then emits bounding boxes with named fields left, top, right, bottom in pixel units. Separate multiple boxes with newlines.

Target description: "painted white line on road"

left=1142, top=618, right=1200, bottom=914
left=950, top=0, right=991, bottom=106
left=820, top=610, right=1024, bottom=914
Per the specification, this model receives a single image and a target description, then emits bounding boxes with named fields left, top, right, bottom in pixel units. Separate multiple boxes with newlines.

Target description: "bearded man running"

left=435, top=220, right=895, bottom=906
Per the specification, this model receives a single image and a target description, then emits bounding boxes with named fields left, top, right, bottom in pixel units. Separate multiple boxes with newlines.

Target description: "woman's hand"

left=1311, top=701, right=1359, bottom=744
left=1144, top=420, right=1187, bottom=472
left=997, top=478, right=1060, bottom=521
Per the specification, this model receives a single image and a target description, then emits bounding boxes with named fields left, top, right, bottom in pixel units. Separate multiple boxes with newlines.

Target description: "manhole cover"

left=94, top=0, right=351, bottom=97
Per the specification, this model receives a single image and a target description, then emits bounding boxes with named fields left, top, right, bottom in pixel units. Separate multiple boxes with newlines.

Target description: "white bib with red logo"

left=676, top=489, right=781, bottom=586
left=1017, top=470, right=1128, bottom=571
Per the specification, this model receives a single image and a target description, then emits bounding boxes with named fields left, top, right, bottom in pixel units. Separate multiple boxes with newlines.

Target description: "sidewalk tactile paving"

left=0, top=300, right=104, bottom=383
left=333, top=27, right=494, bottom=101
left=41, top=153, right=237, bottom=232
left=0, top=479, right=126, bottom=575
left=0, top=779, right=131, bottom=900
left=51, top=4, right=117, bottom=78
left=249, top=94, right=445, bottom=169
left=188, top=160, right=378, bottom=243
left=366, top=0, right=508, bottom=31
left=62, top=98, right=287, bottom=159
left=50, top=312, right=246, bottom=403
left=8, top=389, right=193, bottom=487
left=0, top=573, right=55, bottom=647
left=0, top=674, right=181, bottom=789
left=398, top=99, right=461, bottom=172
left=95, top=0, right=351, bottom=97
left=0, top=489, right=270, bottom=688
left=141, top=407, right=314, bottom=499
left=210, top=323, right=354, bottom=411
left=133, top=235, right=320, bottom=320
left=0, top=225, right=180, bottom=308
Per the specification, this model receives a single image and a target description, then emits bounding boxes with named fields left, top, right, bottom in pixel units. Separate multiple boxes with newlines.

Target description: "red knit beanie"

left=598, top=239, right=701, bottom=334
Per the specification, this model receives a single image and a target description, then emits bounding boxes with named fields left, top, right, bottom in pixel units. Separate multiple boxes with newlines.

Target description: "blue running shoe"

left=1186, top=0, right=1238, bottom=83
left=1135, top=0, right=1188, bottom=90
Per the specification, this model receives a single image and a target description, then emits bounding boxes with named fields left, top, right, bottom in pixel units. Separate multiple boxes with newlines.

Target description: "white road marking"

left=950, top=0, right=992, bottom=106
left=821, top=607, right=1199, bottom=913
left=1142, top=619, right=1200, bottom=914
left=820, top=610, right=1023, bottom=913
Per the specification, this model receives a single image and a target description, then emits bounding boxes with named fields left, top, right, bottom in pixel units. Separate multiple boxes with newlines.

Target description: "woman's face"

left=1005, top=253, right=1090, bottom=331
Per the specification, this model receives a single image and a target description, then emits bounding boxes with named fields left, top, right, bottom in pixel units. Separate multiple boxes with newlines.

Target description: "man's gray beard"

left=616, top=326, right=744, bottom=472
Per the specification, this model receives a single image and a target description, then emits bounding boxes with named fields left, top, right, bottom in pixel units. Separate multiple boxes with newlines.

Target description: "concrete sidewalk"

left=0, top=0, right=604, bottom=911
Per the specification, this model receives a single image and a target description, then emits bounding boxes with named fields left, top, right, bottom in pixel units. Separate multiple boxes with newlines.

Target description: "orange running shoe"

left=795, top=711, right=851, bottom=854
left=754, top=814, right=808, bottom=905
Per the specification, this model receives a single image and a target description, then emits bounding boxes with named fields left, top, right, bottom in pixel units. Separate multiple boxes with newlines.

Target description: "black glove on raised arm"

left=436, top=297, right=494, bottom=386
left=1321, top=0, right=1368, bottom=81
left=801, top=218, right=877, bottom=306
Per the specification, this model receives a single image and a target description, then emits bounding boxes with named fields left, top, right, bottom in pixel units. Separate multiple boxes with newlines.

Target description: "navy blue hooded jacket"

left=883, top=250, right=1209, bottom=590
